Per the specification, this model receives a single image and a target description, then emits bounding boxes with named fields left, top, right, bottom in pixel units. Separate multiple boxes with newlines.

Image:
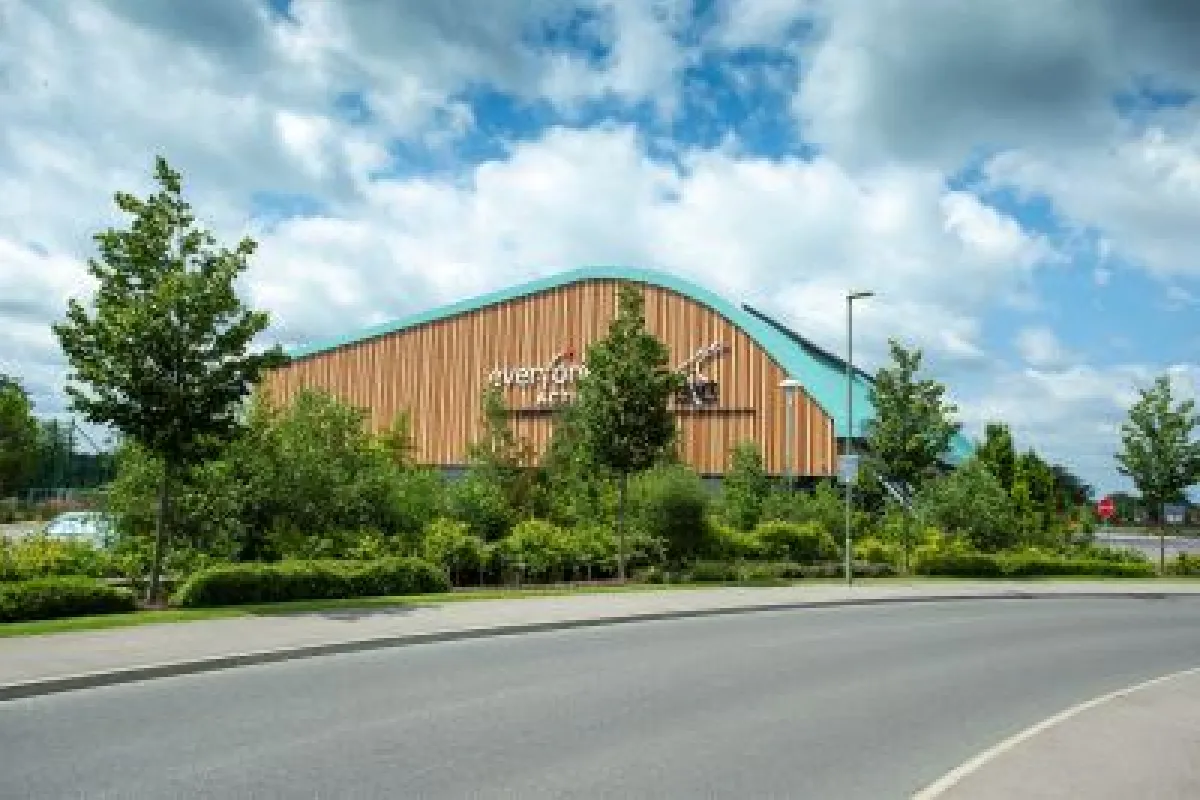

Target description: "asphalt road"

left=3, top=598, right=1200, bottom=799
left=1095, top=531, right=1200, bottom=560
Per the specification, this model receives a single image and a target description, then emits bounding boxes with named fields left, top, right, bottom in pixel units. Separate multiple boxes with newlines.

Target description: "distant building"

left=263, top=266, right=973, bottom=477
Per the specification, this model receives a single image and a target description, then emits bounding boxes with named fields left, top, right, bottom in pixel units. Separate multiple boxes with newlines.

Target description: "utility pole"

left=845, top=291, right=874, bottom=586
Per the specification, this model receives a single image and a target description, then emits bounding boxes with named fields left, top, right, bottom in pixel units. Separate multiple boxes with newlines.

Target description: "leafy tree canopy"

left=866, top=339, right=961, bottom=490
left=53, top=156, right=286, bottom=600
left=1116, top=375, right=1200, bottom=521
left=0, top=376, right=40, bottom=498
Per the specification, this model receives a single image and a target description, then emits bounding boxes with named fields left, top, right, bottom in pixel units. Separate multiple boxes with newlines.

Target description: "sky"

left=1, top=0, right=1198, bottom=497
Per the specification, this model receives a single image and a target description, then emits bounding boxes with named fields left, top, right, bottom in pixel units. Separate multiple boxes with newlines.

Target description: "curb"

left=1, top=589, right=1192, bottom=702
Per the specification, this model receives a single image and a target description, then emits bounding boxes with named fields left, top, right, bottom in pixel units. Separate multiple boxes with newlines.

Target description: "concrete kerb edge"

left=1, top=589, right=1193, bottom=702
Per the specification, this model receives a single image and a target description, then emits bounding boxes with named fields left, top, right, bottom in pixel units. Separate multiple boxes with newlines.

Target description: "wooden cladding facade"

left=261, top=279, right=836, bottom=477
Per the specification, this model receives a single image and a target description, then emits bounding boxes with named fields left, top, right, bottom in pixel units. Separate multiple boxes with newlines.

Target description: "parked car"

left=42, top=511, right=117, bottom=549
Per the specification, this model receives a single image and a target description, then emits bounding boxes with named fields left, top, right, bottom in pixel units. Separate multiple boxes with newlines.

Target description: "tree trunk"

left=617, top=472, right=628, bottom=583
left=147, top=466, right=171, bottom=606
left=1160, top=507, right=1167, bottom=576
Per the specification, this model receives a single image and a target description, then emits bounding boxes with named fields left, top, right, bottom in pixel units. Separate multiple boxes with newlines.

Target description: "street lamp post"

left=845, top=290, right=874, bottom=586
left=780, top=378, right=803, bottom=489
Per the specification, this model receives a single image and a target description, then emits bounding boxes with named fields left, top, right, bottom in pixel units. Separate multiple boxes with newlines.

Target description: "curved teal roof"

left=288, top=265, right=971, bottom=461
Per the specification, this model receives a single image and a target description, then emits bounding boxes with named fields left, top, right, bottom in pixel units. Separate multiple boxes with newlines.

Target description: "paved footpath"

left=926, top=666, right=1200, bottom=799
left=3, top=580, right=1200, bottom=697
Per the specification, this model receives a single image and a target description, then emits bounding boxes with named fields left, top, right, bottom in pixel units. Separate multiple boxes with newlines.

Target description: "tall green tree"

left=575, top=284, right=683, bottom=580
left=976, top=422, right=1017, bottom=494
left=1115, top=375, right=1200, bottom=571
left=0, top=376, right=39, bottom=499
left=917, top=459, right=1018, bottom=552
left=722, top=441, right=770, bottom=531
left=866, top=340, right=961, bottom=491
left=1048, top=463, right=1093, bottom=509
left=53, top=156, right=285, bottom=602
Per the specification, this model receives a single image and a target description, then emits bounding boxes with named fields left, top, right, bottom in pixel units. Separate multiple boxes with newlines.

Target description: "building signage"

left=487, top=349, right=588, bottom=408
left=488, top=342, right=729, bottom=410
left=675, top=342, right=728, bottom=408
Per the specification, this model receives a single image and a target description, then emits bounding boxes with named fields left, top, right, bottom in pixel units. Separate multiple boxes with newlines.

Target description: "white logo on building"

left=487, top=342, right=729, bottom=410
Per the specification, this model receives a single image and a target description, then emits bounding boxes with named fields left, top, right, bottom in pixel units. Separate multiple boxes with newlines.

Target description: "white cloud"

left=711, top=0, right=816, bottom=50
left=1166, top=285, right=1198, bottom=307
left=986, top=111, right=1200, bottom=278
left=1014, top=327, right=1075, bottom=369
left=238, top=127, right=1058, bottom=374
left=961, top=362, right=1200, bottom=493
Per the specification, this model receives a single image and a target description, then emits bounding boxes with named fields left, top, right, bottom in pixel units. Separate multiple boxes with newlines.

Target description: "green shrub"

left=498, top=519, right=570, bottom=580
left=631, top=465, right=711, bottom=561
left=446, top=474, right=516, bottom=541
left=422, top=518, right=489, bottom=582
left=760, top=482, right=854, bottom=536
left=0, top=577, right=136, bottom=622
left=566, top=524, right=618, bottom=578
left=683, top=560, right=894, bottom=584
left=687, top=560, right=740, bottom=582
left=915, top=552, right=1007, bottom=577
left=917, top=552, right=1156, bottom=578
left=753, top=520, right=838, bottom=563
left=854, top=536, right=900, bottom=567
left=1002, top=555, right=1154, bottom=578
left=707, top=519, right=764, bottom=561
left=720, top=442, right=770, bottom=531
left=0, top=535, right=115, bottom=582
left=172, top=557, right=449, bottom=607
left=1171, top=553, right=1200, bottom=576
left=916, top=460, right=1019, bottom=552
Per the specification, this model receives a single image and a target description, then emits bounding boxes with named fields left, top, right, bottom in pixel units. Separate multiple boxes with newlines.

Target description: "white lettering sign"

left=487, top=342, right=730, bottom=410
left=488, top=350, right=589, bottom=407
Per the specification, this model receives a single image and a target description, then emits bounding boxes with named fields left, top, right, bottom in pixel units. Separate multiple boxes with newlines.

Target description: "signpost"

left=838, top=454, right=860, bottom=485
left=1097, top=496, right=1115, bottom=522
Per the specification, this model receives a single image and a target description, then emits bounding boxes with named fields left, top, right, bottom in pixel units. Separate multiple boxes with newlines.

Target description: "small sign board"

left=838, top=454, right=860, bottom=483
left=1164, top=504, right=1187, bottom=525
left=1096, top=496, right=1115, bottom=521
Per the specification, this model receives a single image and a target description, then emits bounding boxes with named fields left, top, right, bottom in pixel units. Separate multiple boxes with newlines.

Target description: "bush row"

left=172, top=556, right=450, bottom=607
left=916, top=552, right=1156, bottom=578
left=0, top=576, right=136, bottom=623
left=646, top=560, right=897, bottom=585
left=0, top=535, right=116, bottom=582
left=1170, top=553, right=1200, bottom=577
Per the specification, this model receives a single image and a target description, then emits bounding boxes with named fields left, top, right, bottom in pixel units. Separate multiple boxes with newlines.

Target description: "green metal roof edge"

left=284, top=264, right=973, bottom=456
left=743, top=305, right=974, bottom=464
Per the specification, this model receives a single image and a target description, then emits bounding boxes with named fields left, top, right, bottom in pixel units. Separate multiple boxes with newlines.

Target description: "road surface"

left=3, top=597, right=1199, bottom=799
left=1095, top=531, right=1200, bottom=560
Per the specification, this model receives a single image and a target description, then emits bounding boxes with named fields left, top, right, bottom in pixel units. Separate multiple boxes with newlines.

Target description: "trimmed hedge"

left=917, top=552, right=1156, bottom=578
left=1170, top=553, right=1200, bottom=577
left=685, top=560, right=896, bottom=584
left=172, top=557, right=450, bottom=607
left=0, top=577, right=137, bottom=623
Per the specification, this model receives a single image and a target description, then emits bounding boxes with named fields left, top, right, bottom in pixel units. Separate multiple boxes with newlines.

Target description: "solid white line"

left=912, top=663, right=1200, bottom=799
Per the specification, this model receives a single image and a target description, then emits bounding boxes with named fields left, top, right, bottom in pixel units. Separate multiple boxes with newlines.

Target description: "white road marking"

left=912, top=663, right=1200, bottom=799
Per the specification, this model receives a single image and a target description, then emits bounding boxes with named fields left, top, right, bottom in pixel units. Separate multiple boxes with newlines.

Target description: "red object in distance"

left=1097, top=496, right=1116, bottom=520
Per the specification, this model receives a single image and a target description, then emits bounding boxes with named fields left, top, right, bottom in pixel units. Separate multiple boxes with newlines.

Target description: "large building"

left=262, top=266, right=972, bottom=478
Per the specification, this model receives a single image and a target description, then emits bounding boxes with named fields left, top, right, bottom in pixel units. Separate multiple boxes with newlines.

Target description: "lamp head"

left=847, top=290, right=875, bottom=301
